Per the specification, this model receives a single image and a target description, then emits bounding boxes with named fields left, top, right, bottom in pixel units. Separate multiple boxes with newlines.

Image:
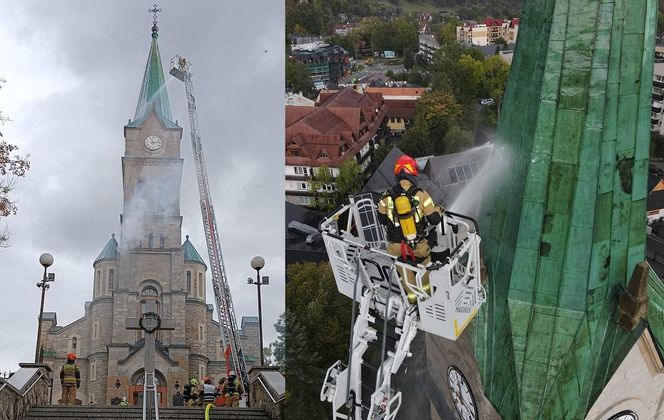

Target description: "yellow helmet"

left=190, top=378, right=199, bottom=385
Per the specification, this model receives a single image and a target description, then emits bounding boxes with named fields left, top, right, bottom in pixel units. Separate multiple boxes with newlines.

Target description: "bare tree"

left=0, top=79, right=30, bottom=246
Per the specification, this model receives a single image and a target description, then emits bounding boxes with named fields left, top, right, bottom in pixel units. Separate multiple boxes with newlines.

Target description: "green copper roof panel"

left=472, top=0, right=659, bottom=418
left=182, top=235, right=206, bottom=267
left=94, top=234, right=118, bottom=263
left=128, top=30, right=176, bottom=129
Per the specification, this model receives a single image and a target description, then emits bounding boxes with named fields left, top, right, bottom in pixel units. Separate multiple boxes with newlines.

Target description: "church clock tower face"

left=144, top=135, right=162, bottom=151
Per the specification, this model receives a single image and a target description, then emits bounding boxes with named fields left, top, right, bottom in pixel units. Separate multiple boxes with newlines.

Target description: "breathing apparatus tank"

left=394, top=195, right=418, bottom=242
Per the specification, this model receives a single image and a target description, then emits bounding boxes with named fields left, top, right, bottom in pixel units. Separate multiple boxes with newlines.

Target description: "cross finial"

left=148, top=4, right=162, bottom=38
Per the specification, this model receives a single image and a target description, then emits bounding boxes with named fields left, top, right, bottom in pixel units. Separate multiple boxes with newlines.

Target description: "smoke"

left=120, top=166, right=181, bottom=250
left=447, top=142, right=512, bottom=220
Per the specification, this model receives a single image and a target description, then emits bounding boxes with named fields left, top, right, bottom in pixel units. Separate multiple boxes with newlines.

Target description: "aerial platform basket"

left=320, top=193, right=485, bottom=420
left=320, top=194, right=485, bottom=341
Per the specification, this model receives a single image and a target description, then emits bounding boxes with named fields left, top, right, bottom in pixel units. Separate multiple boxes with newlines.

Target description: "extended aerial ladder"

left=169, top=56, right=249, bottom=394
left=320, top=193, right=485, bottom=419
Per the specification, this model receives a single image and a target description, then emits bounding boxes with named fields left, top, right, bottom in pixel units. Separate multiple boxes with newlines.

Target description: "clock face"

left=144, top=135, right=162, bottom=151
left=448, top=366, right=478, bottom=420
left=608, top=411, right=638, bottom=420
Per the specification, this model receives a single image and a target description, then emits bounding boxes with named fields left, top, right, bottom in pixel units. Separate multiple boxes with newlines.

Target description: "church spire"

left=130, top=4, right=174, bottom=127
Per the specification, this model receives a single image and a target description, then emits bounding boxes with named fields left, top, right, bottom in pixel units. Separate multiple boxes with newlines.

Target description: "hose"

left=204, top=403, right=215, bottom=420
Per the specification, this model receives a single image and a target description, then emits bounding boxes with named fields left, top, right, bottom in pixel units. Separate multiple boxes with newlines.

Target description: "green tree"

left=310, top=165, right=335, bottom=211
left=270, top=313, right=286, bottom=369
left=286, top=60, right=316, bottom=99
left=0, top=79, right=30, bottom=246
left=435, top=17, right=460, bottom=48
left=481, top=55, right=510, bottom=118
left=397, top=91, right=463, bottom=157
left=334, top=158, right=364, bottom=206
left=394, top=17, right=419, bottom=60
left=284, top=262, right=353, bottom=420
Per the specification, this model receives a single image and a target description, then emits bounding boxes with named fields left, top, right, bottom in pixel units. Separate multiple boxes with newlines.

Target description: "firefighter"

left=215, top=377, right=227, bottom=406
left=223, top=371, right=242, bottom=407
left=377, top=154, right=443, bottom=303
left=200, top=376, right=217, bottom=405
left=183, top=378, right=199, bottom=407
left=59, top=353, right=81, bottom=405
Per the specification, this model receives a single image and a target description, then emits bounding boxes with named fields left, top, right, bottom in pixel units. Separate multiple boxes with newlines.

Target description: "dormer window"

left=318, top=150, right=329, bottom=159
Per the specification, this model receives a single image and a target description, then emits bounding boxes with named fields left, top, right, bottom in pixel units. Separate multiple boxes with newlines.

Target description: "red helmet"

left=66, top=353, right=76, bottom=361
left=394, top=155, right=418, bottom=177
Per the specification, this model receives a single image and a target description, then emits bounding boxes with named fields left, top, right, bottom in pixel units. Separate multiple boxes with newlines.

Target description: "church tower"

left=39, top=17, right=260, bottom=406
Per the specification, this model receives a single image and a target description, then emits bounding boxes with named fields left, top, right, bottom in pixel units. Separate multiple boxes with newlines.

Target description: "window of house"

left=159, top=235, right=165, bottom=248
left=318, top=150, right=329, bottom=159
left=198, top=365, right=206, bottom=381
left=93, top=322, right=99, bottom=341
left=294, top=166, right=302, bottom=175
left=198, top=273, right=204, bottom=298
left=148, top=234, right=153, bottom=248
left=90, top=362, right=97, bottom=382
left=187, top=271, right=192, bottom=295
left=290, top=150, right=301, bottom=157
left=108, top=269, right=114, bottom=290
left=299, top=182, right=307, bottom=190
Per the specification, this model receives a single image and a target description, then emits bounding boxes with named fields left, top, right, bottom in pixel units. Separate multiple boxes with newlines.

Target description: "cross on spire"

left=148, top=4, right=162, bottom=38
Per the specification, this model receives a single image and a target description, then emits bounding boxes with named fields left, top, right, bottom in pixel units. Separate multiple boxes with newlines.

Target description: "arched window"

left=148, top=234, right=154, bottom=248
left=141, top=286, right=159, bottom=297
left=159, top=235, right=165, bottom=248
left=71, top=337, right=77, bottom=353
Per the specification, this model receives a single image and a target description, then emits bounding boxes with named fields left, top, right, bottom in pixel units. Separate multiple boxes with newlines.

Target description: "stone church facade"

left=38, top=24, right=259, bottom=406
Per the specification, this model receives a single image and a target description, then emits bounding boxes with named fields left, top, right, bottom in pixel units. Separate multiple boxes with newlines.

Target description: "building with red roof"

left=285, top=88, right=388, bottom=206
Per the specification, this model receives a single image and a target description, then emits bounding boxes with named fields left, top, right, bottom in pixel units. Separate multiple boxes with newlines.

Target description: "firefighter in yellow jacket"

left=60, top=353, right=81, bottom=405
left=377, top=155, right=443, bottom=302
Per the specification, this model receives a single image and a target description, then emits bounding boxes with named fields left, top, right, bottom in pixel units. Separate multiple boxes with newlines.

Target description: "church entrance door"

left=129, top=369, right=168, bottom=406
left=128, top=385, right=168, bottom=406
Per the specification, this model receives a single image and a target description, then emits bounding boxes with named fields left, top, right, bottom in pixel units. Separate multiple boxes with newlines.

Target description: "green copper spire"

left=182, top=235, right=206, bottom=268
left=129, top=6, right=175, bottom=128
left=95, top=234, right=118, bottom=263
left=472, top=0, right=662, bottom=418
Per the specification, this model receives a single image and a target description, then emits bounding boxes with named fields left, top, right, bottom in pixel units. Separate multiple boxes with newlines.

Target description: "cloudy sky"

left=0, top=0, right=284, bottom=373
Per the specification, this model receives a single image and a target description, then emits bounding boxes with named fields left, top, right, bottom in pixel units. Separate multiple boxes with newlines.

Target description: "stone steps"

left=25, top=405, right=271, bottom=420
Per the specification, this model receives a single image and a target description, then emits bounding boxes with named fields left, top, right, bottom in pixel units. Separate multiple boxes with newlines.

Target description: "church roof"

left=95, top=234, right=118, bottom=263
left=182, top=235, right=206, bottom=267
left=127, top=25, right=177, bottom=129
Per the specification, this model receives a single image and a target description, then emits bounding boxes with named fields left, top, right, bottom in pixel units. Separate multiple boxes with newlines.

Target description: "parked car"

left=480, top=98, right=495, bottom=106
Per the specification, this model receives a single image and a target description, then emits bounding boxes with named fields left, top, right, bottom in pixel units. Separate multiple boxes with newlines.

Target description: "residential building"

left=652, top=61, right=664, bottom=134
left=364, top=87, right=425, bottom=136
left=285, top=88, right=388, bottom=206
left=290, top=41, right=350, bottom=85
left=418, top=34, right=440, bottom=63
left=457, top=18, right=519, bottom=46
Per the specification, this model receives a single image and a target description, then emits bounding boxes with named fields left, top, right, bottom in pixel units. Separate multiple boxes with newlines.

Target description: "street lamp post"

left=35, top=253, right=55, bottom=363
left=248, top=256, right=269, bottom=366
